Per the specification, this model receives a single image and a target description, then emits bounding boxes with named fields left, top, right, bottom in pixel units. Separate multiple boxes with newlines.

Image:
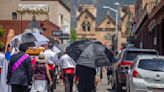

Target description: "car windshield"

left=125, top=51, right=157, bottom=61
left=138, top=59, right=164, bottom=72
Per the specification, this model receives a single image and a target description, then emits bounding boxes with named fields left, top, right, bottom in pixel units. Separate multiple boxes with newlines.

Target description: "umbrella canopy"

left=66, top=40, right=115, bottom=68
left=10, top=32, right=49, bottom=48
left=66, top=40, right=93, bottom=62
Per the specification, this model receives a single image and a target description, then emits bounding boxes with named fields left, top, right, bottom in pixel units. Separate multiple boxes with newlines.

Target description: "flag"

left=5, top=29, right=15, bottom=53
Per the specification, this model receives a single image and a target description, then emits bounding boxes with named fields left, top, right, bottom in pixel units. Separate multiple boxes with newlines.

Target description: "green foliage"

left=0, top=42, right=4, bottom=52
left=0, top=25, right=5, bottom=37
left=70, top=28, right=77, bottom=42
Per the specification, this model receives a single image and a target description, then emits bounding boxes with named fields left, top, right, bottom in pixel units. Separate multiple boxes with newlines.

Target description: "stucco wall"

left=0, top=0, right=70, bottom=31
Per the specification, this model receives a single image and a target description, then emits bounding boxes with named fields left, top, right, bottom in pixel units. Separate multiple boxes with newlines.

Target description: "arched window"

left=82, top=22, right=86, bottom=32
left=82, top=21, right=91, bottom=32
left=87, top=22, right=91, bottom=31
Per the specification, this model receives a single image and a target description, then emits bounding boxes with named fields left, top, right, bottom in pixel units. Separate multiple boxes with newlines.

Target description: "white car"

left=126, top=55, right=164, bottom=92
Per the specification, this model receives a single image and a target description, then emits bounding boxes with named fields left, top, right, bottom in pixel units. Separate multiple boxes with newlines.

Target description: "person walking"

left=59, top=53, right=75, bottom=92
left=99, top=67, right=103, bottom=82
left=7, top=45, right=32, bottom=92
left=42, top=42, right=58, bottom=92
left=0, top=46, right=5, bottom=74
left=106, top=65, right=113, bottom=85
left=76, top=64, right=96, bottom=92
left=30, top=53, right=52, bottom=92
left=1, top=45, right=12, bottom=92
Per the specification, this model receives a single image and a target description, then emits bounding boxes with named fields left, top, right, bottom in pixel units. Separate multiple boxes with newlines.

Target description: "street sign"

left=52, top=31, right=62, bottom=36
left=60, top=34, right=69, bottom=39
left=52, top=31, right=69, bottom=40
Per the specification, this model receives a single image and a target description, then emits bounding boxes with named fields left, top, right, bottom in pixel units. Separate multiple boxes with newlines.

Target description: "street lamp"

left=103, top=4, right=119, bottom=52
left=114, top=2, right=120, bottom=6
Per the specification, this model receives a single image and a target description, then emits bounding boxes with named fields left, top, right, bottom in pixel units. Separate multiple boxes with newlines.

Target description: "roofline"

left=76, top=9, right=96, bottom=20
left=58, top=0, right=70, bottom=12
left=96, top=15, right=116, bottom=27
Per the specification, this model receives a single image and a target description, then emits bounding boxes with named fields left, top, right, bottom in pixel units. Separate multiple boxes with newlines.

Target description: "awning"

left=17, top=4, right=49, bottom=15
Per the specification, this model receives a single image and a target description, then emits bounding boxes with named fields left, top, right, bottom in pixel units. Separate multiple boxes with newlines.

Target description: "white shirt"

left=0, top=52, right=5, bottom=68
left=43, top=49, right=58, bottom=65
left=52, top=46, right=61, bottom=54
left=59, top=54, right=75, bottom=69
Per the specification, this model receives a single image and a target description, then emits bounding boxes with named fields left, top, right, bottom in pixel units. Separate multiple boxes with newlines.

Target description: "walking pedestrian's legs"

left=64, top=73, right=74, bottom=92
left=48, top=70, right=55, bottom=92
left=11, top=85, right=28, bottom=92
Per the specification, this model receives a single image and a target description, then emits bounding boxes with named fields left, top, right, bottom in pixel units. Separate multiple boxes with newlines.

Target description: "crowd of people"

left=0, top=42, right=113, bottom=92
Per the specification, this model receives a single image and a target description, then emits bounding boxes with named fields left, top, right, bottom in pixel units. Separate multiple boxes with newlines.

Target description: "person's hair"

left=19, top=44, right=27, bottom=52
left=48, top=42, right=54, bottom=49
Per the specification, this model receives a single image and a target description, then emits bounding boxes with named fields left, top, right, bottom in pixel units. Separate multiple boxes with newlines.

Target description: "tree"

left=0, top=25, right=5, bottom=51
left=0, top=25, right=5, bottom=37
left=70, top=28, right=77, bottom=42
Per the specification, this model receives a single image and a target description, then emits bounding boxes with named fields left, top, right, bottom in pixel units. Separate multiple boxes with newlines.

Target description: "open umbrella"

left=66, top=40, right=115, bottom=68
left=10, top=32, right=49, bottom=48
left=66, top=40, right=93, bottom=62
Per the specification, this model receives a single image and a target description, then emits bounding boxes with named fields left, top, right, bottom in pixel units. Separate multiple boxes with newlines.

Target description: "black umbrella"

left=66, top=40, right=93, bottom=62
left=21, top=33, right=37, bottom=43
left=66, top=40, right=115, bottom=68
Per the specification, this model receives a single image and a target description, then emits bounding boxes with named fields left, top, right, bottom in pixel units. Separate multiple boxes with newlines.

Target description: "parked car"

left=111, top=48, right=158, bottom=92
left=126, top=55, right=164, bottom=92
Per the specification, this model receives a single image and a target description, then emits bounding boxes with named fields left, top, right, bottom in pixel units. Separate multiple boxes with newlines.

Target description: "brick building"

left=134, top=0, right=164, bottom=55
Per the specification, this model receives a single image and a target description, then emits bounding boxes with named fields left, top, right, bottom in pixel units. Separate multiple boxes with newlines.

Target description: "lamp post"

left=103, top=4, right=119, bottom=53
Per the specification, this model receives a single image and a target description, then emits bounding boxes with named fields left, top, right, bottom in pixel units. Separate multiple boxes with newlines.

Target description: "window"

left=87, top=22, right=91, bottom=31
left=12, top=12, right=17, bottom=20
left=125, top=51, right=157, bottom=61
left=138, top=59, right=164, bottom=72
left=82, top=22, right=86, bottom=32
left=81, top=21, right=91, bottom=32
left=60, top=14, right=63, bottom=25
left=107, top=21, right=110, bottom=24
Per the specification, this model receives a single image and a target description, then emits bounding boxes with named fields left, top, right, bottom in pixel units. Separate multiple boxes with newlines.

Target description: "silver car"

left=126, top=55, right=164, bottom=92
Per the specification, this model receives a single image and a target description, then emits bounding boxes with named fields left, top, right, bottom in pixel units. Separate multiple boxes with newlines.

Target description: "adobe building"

left=0, top=0, right=70, bottom=44
left=76, top=5, right=97, bottom=40
left=0, top=0, right=70, bottom=28
left=96, top=15, right=116, bottom=48
left=76, top=5, right=117, bottom=49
